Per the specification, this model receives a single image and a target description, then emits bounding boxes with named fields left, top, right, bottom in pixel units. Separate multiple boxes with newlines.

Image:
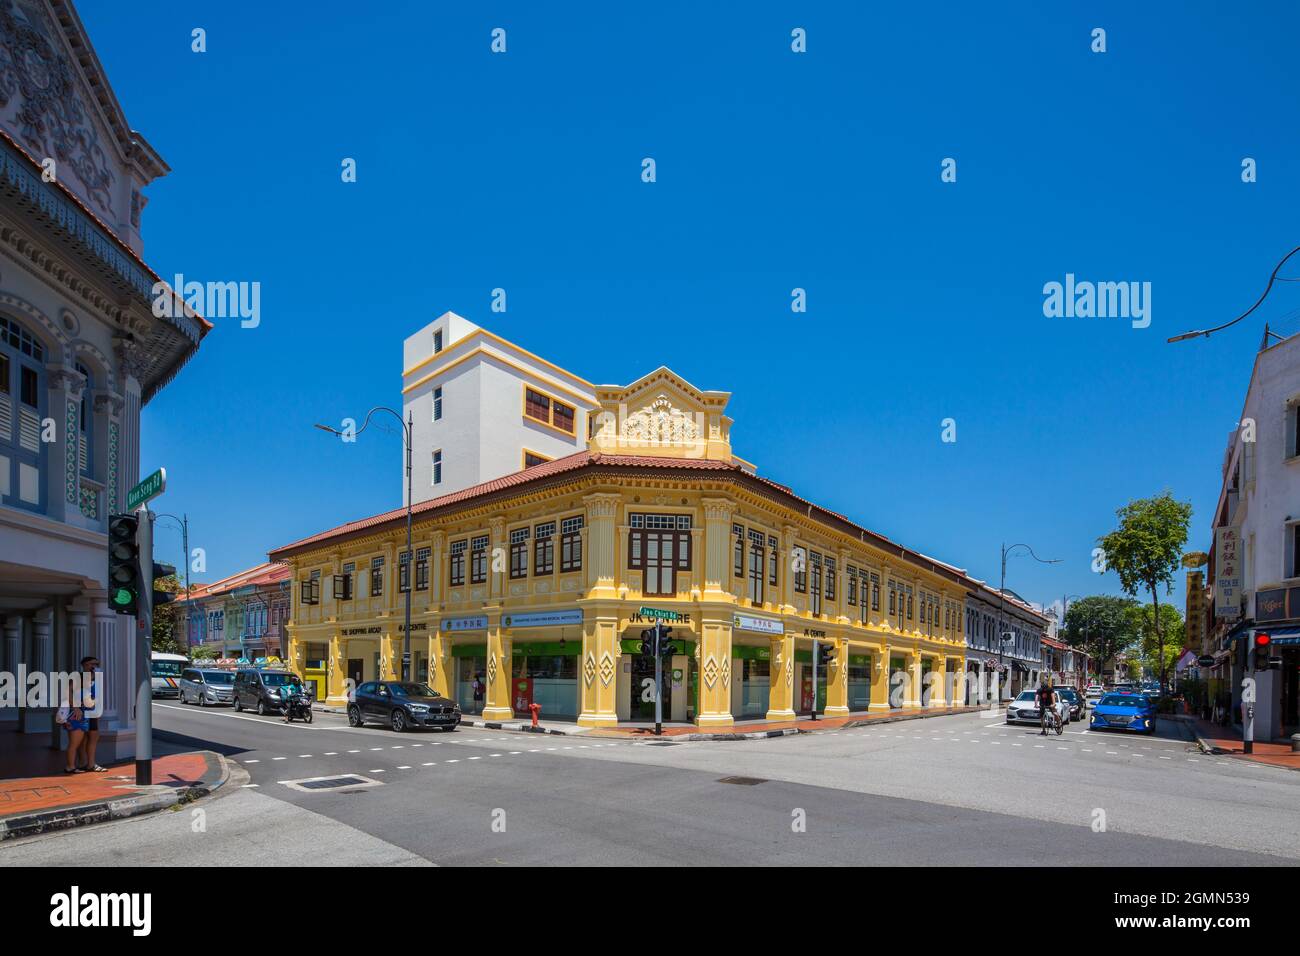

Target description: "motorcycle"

left=282, top=689, right=314, bottom=724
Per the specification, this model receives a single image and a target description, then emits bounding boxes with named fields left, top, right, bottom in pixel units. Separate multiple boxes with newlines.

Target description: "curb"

left=0, top=751, right=233, bottom=843
left=456, top=717, right=576, bottom=736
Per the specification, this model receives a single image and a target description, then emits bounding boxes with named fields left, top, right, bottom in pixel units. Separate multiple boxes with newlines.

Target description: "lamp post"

left=1167, top=245, right=1300, bottom=343
left=315, top=407, right=415, bottom=682
left=998, top=542, right=1061, bottom=702
left=153, top=512, right=191, bottom=649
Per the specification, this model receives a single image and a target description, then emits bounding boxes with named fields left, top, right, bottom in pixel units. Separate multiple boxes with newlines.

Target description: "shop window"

left=415, top=548, right=430, bottom=590
left=534, top=521, right=555, bottom=575
left=560, top=515, right=583, bottom=572
left=510, top=527, right=530, bottom=579
left=470, top=535, right=488, bottom=584
left=629, top=515, right=692, bottom=597
left=449, top=539, right=467, bottom=586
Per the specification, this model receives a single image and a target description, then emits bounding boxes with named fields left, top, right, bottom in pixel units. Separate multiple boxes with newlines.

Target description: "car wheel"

left=233, top=696, right=243, bottom=712
left=442, top=725, right=456, bottom=733
left=198, top=693, right=206, bottom=708
left=347, top=705, right=363, bottom=727
left=256, top=700, right=267, bottom=717
left=391, top=709, right=407, bottom=733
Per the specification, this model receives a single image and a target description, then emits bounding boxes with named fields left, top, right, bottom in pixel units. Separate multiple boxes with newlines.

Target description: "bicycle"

left=1039, top=704, right=1063, bottom=736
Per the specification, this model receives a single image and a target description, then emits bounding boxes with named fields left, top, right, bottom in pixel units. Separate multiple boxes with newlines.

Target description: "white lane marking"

left=1106, top=751, right=1119, bottom=755
left=369, top=748, right=383, bottom=752
left=446, top=759, right=460, bottom=763
left=370, top=769, right=385, bottom=773
left=244, top=759, right=260, bottom=764
left=272, top=757, right=286, bottom=761
left=242, top=784, right=259, bottom=788
left=348, top=750, right=360, bottom=754
left=422, top=762, right=436, bottom=766
left=509, top=752, right=521, bottom=755
left=397, top=765, right=411, bottom=770
left=489, top=754, right=502, bottom=758
left=468, top=756, right=481, bottom=760
left=324, top=752, right=338, bottom=756
left=298, top=754, right=312, bottom=758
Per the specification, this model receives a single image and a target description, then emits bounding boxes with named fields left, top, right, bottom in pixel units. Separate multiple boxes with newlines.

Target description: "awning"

left=1232, top=625, right=1300, bottom=646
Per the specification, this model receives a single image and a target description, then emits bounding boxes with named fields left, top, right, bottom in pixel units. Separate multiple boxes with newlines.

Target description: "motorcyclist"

left=1037, top=678, right=1056, bottom=736
left=281, top=677, right=304, bottom=723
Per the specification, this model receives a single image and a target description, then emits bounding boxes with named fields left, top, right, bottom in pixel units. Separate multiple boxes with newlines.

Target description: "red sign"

left=800, top=675, right=814, bottom=712
left=512, top=677, right=534, bottom=712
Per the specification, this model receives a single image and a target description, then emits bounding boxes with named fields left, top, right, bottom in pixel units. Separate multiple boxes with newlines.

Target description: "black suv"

left=349, top=681, right=461, bottom=732
left=233, top=669, right=304, bottom=716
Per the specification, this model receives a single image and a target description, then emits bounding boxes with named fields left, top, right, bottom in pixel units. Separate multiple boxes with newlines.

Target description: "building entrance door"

left=629, top=654, right=671, bottom=721
left=347, top=658, right=364, bottom=690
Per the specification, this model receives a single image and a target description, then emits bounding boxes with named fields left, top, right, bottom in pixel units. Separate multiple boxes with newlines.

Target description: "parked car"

left=1006, top=689, right=1069, bottom=727
left=348, top=681, right=461, bottom=732
left=1089, top=692, right=1157, bottom=735
left=233, top=668, right=305, bottom=716
left=1085, top=686, right=1105, bottom=709
left=178, top=667, right=235, bottom=707
left=1055, top=686, right=1084, bottom=721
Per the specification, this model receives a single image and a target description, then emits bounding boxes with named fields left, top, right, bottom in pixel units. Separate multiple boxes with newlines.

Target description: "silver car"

left=178, top=667, right=236, bottom=706
left=1006, top=689, right=1069, bottom=726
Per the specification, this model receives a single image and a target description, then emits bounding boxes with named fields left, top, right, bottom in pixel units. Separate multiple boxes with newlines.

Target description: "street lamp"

left=153, top=512, right=191, bottom=648
left=1167, top=245, right=1300, bottom=343
left=998, top=542, right=1061, bottom=701
left=315, top=407, right=415, bottom=682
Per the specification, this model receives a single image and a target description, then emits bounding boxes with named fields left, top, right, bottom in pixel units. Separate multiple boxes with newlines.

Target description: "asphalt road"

left=3, top=703, right=1296, bottom=866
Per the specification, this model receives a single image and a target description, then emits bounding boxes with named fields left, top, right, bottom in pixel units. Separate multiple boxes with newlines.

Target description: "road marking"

left=244, top=759, right=259, bottom=764
left=272, top=757, right=286, bottom=761
left=242, top=784, right=259, bottom=788
left=348, top=749, right=360, bottom=754
left=1158, top=756, right=1171, bottom=760
left=490, top=754, right=502, bottom=757
left=422, top=762, right=436, bottom=766
left=1082, top=748, right=1093, bottom=752
left=397, top=765, right=412, bottom=770
left=1106, top=751, right=1119, bottom=755
left=298, top=754, right=312, bottom=758
left=509, top=752, right=521, bottom=755
left=468, top=756, right=482, bottom=760
left=324, top=752, right=338, bottom=756
left=369, top=748, right=383, bottom=752
left=370, top=769, right=385, bottom=773
left=446, top=759, right=459, bottom=763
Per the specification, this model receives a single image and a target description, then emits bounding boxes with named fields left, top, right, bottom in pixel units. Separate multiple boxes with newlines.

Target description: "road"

left=3, top=702, right=1297, bottom=866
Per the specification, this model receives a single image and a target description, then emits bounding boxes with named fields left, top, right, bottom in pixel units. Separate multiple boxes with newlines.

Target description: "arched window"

left=0, top=315, right=47, bottom=512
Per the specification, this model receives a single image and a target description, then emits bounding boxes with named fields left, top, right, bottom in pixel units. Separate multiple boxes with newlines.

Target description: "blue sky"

left=79, top=1, right=1300, bottom=616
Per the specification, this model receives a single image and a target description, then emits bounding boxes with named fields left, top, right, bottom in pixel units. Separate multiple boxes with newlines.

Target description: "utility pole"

left=653, top=620, right=664, bottom=736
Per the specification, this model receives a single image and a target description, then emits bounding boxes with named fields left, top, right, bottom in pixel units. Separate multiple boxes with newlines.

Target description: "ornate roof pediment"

left=590, top=366, right=735, bottom=463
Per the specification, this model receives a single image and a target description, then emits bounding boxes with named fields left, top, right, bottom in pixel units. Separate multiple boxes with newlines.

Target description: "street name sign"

left=127, top=468, right=166, bottom=510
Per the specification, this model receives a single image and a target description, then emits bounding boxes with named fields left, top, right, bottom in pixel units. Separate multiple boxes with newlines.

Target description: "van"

left=233, top=668, right=304, bottom=716
left=178, top=668, right=235, bottom=706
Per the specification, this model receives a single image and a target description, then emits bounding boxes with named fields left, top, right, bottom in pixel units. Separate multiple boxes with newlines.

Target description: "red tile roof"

left=267, top=451, right=978, bottom=592
left=174, top=561, right=287, bottom=604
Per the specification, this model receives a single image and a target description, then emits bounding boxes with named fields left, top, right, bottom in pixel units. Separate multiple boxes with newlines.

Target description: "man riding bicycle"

left=1037, top=679, right=1057, bottom=736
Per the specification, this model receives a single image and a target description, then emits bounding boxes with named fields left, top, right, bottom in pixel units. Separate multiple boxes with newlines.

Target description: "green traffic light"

left=112, top=588, right=133, bottom=606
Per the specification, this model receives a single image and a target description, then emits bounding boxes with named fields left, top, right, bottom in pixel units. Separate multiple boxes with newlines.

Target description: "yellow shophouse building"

left=272, top=366, right=972, bottom=728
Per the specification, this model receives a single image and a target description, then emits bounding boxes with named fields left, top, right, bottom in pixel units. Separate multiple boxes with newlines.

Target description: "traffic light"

left=107, top=513, right=140, bottom=615
left=151, top=561, right=177, bottom=610
left=640, top=628, right=654, bottom=658
left=658, top=627, right=675, bottom=659
left=1254, top=633, right=1281, bottom=670
left=815, top=640, right=837, bottom=667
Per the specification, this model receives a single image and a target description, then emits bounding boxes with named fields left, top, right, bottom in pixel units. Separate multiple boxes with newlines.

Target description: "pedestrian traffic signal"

left=658, top=627, right=675, bottom=658
left=151, top=561, right=177, bottom=609
left=107, top=513, right=140, bottom=616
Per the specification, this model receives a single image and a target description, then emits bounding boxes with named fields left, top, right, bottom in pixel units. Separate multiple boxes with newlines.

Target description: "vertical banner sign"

left=1214, top=527, right=1241, bottom=619
left=513, top=677, right=533, bottom=712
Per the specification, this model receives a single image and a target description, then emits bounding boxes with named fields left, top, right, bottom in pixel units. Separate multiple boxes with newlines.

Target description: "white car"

left=1085, top=687, right=1104, bottom=709
left=1005, top=689, right=1070, bottom=727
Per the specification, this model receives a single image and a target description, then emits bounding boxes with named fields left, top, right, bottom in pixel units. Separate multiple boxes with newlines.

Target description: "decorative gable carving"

left=0, top=0, right=117, bottom=215
left=589, top=366, right=735, bottom=462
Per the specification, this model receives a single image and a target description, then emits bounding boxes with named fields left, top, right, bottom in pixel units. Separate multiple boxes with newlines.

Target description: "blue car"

left=1089, top=692, right=1157, bottom=735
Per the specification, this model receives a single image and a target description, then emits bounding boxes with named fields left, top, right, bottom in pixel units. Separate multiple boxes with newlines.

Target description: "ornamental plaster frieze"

left=0, top=219, right=141, bottom=328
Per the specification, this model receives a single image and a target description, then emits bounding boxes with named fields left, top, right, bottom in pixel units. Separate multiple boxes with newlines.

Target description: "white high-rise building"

left=402, top=313, right=598, bottom=503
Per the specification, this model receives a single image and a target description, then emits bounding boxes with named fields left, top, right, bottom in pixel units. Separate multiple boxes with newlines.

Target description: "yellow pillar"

left=428, top=628, right=451, bottom=698
left=870, top=643, right=891, bottom=711
left=695, top=611, right=735, bottom=728
left=905, top=649, right=922, bottom=708
left=823, top=637, right=849, bottom=717
left=482, top=616, right=513, bottom=720
left=765, top=631, right=796, bottom=721
left=578, top=609, right=619, bottom=726
left=327, top=633, right=347, bottom=705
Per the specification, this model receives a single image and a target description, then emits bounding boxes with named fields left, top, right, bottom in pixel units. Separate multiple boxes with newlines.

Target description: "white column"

left=93, top=600, right=121, bottom=721
left=69, top=608, right=90, bottom=665
left=31, top=610, right=52, bottom=676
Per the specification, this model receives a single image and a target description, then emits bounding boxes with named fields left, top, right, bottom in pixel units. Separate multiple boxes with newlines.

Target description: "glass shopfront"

left=736, top=646, right=771, bottom=718
left=455, top=652, right=487, bottom=713
left=510, top=642, right=579, bottom=719
left=889, top=655, right=907, bottom=708
left=847, top=654, right=872, bottom=711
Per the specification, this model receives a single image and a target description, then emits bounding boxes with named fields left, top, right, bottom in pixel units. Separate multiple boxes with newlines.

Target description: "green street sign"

left=127, top=468, right=166, bottom=510
left=638, top=606, right=682, bottom=622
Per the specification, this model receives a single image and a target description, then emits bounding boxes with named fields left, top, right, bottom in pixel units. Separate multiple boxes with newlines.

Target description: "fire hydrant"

left=529, top=702, right=542, bottom=728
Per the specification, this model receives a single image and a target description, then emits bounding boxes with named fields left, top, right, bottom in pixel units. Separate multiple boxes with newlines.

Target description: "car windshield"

left=200, top=671, right=234, bottom=685
left=1015, top=691, right=1036, bottom=701
left=1099, top=694, right=1142, bottom=707
left=390, top=682, right=436, bottom=697
left=1056, top=688, right=1078, bottom=700
left=261, top=672, right=300, bottom=687
left=151, top=661, right=184, bottom=677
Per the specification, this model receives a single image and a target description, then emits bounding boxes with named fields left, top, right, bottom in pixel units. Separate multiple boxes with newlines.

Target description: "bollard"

left=529, top=702, right=542, bottom=728
left=1292, top=734, right=1300, bottom=753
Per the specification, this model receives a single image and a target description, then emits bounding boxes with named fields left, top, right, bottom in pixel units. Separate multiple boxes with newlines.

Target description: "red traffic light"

left=1256, top=634, right=1271, bottom=646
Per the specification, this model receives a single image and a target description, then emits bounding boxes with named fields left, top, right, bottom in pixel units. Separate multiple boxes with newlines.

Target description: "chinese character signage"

left=1214, top=527, right=1241, bottom=619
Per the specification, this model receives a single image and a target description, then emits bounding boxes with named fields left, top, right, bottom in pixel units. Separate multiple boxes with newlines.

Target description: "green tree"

left=1098, top=492, right=1193, bottom=689
left=150, top=574, right=185, bottom=655
left=1061, top=595, right=1140, bottom=679
left=191, top=643, right=219, bottom=661
left=1129, top=602, right=1185, bottom=681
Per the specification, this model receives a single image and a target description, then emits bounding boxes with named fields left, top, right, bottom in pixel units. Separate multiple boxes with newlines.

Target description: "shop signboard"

left=1256, top=587, right=1287, bottom=622
left=502, top=609, right=583, bottom=629
left=1214, top=526, right=1241, bottom=619
left=441, top=615, right=488, bottom=633
left=733, top=613, right=784, bottom=635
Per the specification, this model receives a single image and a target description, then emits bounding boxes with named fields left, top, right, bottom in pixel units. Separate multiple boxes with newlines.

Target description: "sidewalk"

left=0, top=750, right=230, bottom=842
left=1187, top=717, right=1300, bottom=771
left=461, top=704, right=983, bottom=740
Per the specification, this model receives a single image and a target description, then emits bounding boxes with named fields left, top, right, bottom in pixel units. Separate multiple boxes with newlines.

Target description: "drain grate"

left=278, top=773, right=383, bottom=793
left=297, top=775, right=370, bottom=790
left=717, top=775, right=767, bottom=786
